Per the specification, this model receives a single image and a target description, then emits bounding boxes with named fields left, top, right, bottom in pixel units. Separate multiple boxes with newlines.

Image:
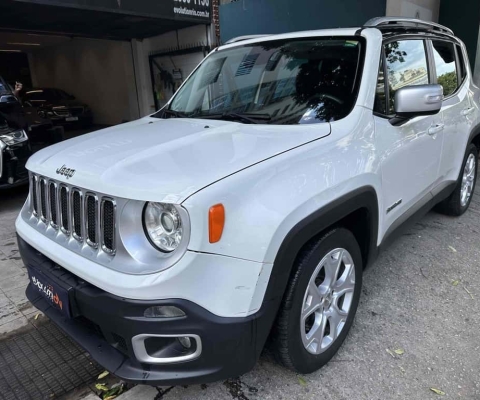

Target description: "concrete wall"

left=440, top=0, right=480, bottom=77
left=386, top=0, right=440, bottom=22
left=219, top=0, right=386, bottom=42
left=29, top=38, right=139, bottom=125
left=133, top=24, right=210, bottom=116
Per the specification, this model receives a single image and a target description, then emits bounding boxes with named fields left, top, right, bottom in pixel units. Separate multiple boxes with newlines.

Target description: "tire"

left=271, top=228, right=363, bottom=374
left=436, top=143, right=478, bottom=216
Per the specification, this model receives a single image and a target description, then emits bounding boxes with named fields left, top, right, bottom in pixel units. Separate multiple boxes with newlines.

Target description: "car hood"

left=26, top=117, right=330, bottom=203
left=41, top=99, right=85, bottom=109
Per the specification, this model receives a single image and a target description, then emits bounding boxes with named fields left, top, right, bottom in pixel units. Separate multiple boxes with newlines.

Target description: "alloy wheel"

left=460, top=153, right=476, bottom=207
left=300, top=248, right=355, bottom=355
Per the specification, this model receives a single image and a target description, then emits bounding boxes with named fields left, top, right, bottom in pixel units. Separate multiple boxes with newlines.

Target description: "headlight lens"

left=0, top=129, right=28, bottom=146
left=144, top=202, right=184, bottom=252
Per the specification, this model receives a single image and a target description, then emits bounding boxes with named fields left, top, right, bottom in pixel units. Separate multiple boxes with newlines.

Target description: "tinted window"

left=432, top=41, right=458, bottom=97
left=166, top=38, right=364, bottom=124
left=0, top=76, right=11, bottom=96
left=385, top=40, right=429, bottom=114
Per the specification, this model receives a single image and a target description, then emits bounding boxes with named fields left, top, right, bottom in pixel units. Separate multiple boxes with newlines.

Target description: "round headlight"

left=144, top=202, right=184, bottom=252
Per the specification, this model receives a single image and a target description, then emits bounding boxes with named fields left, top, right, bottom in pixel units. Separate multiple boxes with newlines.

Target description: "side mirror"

left=390, top=84, right=443, bottom=125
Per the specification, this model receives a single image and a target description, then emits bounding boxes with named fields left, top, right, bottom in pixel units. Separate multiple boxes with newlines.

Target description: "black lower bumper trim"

left=19, top=235, right=267, bottom=386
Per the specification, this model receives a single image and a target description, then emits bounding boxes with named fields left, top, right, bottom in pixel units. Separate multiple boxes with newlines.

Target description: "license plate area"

left=65, top=116, right=78, bottom=122
left=27, top=266, right=72, bottom=317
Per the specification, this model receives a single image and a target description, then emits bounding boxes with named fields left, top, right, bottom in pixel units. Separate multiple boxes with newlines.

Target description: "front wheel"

left=436, top=143, right=478, bottom=216
left=272, top=228, right=362, bottom=374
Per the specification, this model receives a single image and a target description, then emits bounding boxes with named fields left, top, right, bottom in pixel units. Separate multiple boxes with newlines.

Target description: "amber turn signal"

left=209, top=204, right=225, bottom=243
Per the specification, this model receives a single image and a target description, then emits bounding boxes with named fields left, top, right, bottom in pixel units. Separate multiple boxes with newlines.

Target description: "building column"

left=130, top=39, right=154, bottom=117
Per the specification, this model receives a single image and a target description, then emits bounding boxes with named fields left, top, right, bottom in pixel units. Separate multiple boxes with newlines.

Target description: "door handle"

left=428, top=124, right=444, bottom=136
left=461, top=107, right=475, bottom=116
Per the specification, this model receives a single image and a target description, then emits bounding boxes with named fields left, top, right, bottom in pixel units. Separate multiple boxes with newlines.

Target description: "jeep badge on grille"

left=56, top=165, right=76, bottom=179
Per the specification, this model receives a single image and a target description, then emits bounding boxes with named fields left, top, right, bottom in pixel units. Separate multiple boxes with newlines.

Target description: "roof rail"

left=224, top=34, right=271, bottom=45
left=364, top=17, right=454, bottom=36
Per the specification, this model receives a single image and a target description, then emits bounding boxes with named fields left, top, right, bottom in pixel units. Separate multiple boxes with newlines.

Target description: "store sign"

left=173, top=0, right=211, bottom=21
left=22, top=0, right=211, bottom=23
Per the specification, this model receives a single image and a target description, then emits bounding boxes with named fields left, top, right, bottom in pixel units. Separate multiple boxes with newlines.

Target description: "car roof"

left=220, top=18, right=458, bottom=50
left=218, top=27, right=360, bottom=50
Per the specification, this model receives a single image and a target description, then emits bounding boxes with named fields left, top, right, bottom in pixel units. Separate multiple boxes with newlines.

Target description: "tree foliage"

left=437, top=71, right=457, bottom=96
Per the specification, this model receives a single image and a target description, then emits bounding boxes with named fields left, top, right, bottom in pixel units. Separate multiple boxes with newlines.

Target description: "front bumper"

left=0, top=141, right=31, bottom=189
left=18, top=235, right=263, bottom=386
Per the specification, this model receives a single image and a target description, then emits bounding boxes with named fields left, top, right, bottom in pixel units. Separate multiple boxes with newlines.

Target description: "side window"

left=384, top=40, right=429, bottom=114
left=374, top=52, right=387, bottom=114
left=431, top=40, right=458, bottom=97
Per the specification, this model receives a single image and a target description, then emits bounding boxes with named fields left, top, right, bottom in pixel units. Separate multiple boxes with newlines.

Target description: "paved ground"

left=0, top=154, right=479, bottom=399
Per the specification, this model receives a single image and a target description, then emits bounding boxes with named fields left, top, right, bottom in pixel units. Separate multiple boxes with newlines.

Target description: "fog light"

left=144, top=306, right=185, bottom=318
left=178, top=336, right=192, bottom=349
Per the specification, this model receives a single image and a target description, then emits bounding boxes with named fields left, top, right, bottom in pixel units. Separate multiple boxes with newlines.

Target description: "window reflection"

left=432, top=41, right=458, bottom=97
left=385, top=40, right=429, bottom=114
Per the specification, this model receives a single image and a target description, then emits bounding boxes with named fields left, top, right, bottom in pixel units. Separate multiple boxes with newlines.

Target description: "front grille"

left=85, top=194, right=98, bottom=247
left=72, top=189, right=82, bottom=240
left=60, top=186, right=69, bottom=234
left=53, top=108, right=69, bottom=117
left=31, top=175, right=38, bottom=216
left=101, top=199, right=115, bottom=254
left=49, top=182, right=58, bottom=228
left=39, top=178, right=47, bottom=222
left=29, top=173, right=116, bottom=255
left=111, top=332, right=128, bottom=354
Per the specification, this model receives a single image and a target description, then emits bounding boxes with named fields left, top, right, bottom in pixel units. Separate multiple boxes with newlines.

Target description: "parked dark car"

left=23, top=105, right=65, bottom=146
left=22, top=88, right=93, bottom=128
left=0, top=76, right=31, bottom=189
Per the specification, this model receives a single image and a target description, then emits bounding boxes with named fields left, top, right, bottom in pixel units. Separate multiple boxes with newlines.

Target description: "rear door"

left=373, top=38, right=443, bottom=237
left=430, top=40, right=475, bottom=188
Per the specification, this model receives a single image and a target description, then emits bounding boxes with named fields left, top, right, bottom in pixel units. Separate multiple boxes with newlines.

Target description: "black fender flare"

left=253, top=185, right=379, bottom=357
left=468, top=123, right=480, bottom=146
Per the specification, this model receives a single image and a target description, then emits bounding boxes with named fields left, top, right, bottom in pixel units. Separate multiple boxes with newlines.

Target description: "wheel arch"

left=469, top=123, right=480, bottom=151
left=254, top=186, right=379, bottom=357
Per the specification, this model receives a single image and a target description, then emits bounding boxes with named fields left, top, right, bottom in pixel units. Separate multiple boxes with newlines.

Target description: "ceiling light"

left=7, top=42, right=41, bottom=46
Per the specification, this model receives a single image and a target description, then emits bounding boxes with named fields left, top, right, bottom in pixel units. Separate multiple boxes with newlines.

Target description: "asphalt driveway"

left=0, top=180, right=479, bottom=399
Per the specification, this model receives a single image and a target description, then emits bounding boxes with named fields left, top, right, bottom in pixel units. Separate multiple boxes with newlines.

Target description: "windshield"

left=0, top=76, right=12, bottom=96
left=160, top=37, right=363, bottom=125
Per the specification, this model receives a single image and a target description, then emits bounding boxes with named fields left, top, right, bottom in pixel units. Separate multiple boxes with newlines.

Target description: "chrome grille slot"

left=72, top=189, right=83, bottom=241
left=39, top=178, right=48, bottom=222
left=31, top=174, right=38, bottom=216
left=28, top=174, right=117, bottom=256
left=85, top=194, right=98, bottom=248
left=49, top=182, right=58, bottom=229
left=101, top=198, right=116, bottom=254
left=60, top=185, right=70, bottom=234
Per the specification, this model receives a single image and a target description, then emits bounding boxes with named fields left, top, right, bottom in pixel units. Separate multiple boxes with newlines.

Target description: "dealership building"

left=0, top=0, right=479, bottom=127
left=0, top=0, right=215, bottom=125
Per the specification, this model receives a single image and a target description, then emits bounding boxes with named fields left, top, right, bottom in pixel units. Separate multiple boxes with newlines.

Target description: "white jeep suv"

left=16, top=17, right=479, bottom=385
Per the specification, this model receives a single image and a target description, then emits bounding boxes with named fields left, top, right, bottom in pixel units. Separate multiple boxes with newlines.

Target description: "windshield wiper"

left=162, top=108, right=186, bottom=118
left=191, top=112, right=271, bottom=124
